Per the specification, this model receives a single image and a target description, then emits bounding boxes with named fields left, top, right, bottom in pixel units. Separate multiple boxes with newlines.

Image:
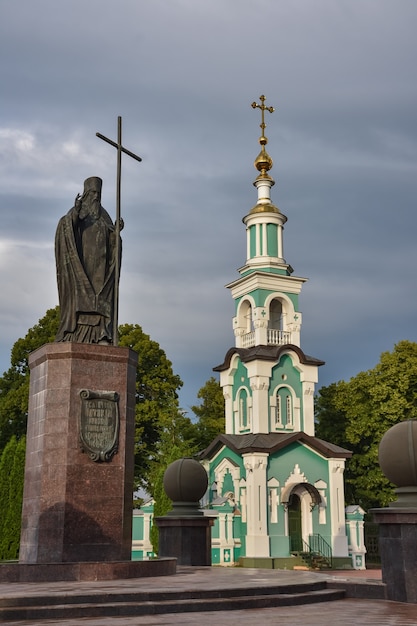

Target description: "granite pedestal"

left=372, top=508, right=417, bottom=603
left=156, top=516, right=214, bottom=566
left=19, top=342, right=137, bottom=566
left=155, top=457, right=212, bottom=567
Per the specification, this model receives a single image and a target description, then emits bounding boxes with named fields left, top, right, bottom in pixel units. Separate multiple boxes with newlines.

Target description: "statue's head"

left=83, top=177, right=103, bottom=194
left=80, top=177, right=102, bottom=219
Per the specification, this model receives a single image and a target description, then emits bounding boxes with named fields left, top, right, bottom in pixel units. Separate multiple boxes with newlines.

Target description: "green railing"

left=308, top=534, right=333, bottom=568
left=290, top=533, right=333, bottom=569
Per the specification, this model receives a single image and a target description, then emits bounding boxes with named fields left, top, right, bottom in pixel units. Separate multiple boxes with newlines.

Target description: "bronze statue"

left=55, top=177, right=121, bottom=344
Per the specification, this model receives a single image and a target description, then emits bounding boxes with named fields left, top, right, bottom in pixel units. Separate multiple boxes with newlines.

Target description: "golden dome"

left=251, top=96, right=275, bottom=177
left=249, top=201, right=281, bottom=215
left=254, top=144, right=273, bottom=175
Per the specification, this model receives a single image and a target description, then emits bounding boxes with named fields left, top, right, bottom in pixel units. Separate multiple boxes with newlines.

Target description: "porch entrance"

left=288, top=493, right=303, bottom=552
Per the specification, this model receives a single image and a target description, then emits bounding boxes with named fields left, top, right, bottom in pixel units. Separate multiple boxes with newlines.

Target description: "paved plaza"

left=4, top=599, right=417, bottom=626
left=1, top=567, right=417, bottom=625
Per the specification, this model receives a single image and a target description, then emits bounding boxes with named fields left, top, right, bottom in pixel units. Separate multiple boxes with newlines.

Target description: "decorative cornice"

left=199, top=432, right=352, bottom=461
left=214, top=344, right=325, bottom=372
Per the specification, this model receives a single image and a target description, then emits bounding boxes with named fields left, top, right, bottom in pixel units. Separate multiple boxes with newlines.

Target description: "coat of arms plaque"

left=79, top=389, right=120, bottom=462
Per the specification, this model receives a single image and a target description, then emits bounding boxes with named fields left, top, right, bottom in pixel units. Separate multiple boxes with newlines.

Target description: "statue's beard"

left=79, top=198, right=100, bottom=220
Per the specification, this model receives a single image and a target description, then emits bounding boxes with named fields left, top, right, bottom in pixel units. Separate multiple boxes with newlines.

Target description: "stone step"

left=0, top=586, right=345, bottom=621
left=0, top=579, right=328, bottom=608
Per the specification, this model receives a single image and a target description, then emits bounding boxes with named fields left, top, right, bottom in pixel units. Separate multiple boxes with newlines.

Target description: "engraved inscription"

left=79, top=389, right=120, bottom=462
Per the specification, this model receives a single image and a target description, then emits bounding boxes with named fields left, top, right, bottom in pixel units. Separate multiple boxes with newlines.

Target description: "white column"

left=249, top=376, right=270, bottom=433
left=246, top=227, right=251, bottom=261
left=328, top=459, right=349, bottom=557
left=277, top=224, right=283, bottom=260
left=243, top=453, right=270, bottom=557
left=240, top=487, right=247, bottom=524
left=221, top=384, right=234, bottom=434
left=253, top=306, right=268, bottom=346
left=142, top=513, right=153, bottom=555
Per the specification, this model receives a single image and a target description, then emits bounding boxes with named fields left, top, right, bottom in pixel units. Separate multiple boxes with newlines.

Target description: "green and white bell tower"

left=200, top=96, right=354, bottom=569
left=219, top=96, right=320, bottom=438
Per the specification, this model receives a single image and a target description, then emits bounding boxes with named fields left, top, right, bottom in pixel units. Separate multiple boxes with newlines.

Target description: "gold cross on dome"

left=251, top=95, right=275, bottom=135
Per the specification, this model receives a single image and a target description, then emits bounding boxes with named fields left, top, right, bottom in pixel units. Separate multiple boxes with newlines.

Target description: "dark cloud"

left=1, top=1, right=416, bottom=408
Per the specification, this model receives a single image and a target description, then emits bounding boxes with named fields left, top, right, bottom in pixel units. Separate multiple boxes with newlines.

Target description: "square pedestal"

left=19, top=342, right=137, bottom=564
left=156, top=516, right=214, bottom=566
left=372, top=508, right=417, bottom=603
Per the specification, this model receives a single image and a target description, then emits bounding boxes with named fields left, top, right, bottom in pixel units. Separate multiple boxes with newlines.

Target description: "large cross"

left=251, top=95, right=275, bottom=136
left=96, top=116, right=142, bottom=346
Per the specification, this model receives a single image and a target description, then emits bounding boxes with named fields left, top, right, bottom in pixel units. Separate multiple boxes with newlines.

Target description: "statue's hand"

left=74, top=193, right=82, bottom=213
left=118, top=218, right=125, bottom=232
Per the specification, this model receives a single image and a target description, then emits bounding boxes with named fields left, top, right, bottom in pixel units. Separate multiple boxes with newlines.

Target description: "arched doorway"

left=288, top=493, right=303, bottom=552
left=282, top=482, right=322, bottom=553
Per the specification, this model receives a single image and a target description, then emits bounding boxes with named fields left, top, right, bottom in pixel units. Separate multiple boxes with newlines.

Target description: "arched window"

left=239, top=389, right=248, bottom=429
left=275, top=394, right=281, bottom=426
left=269, top=299, right=283, bottom=330
left=238, top=299, right=253, bottom=333
left=286, top=394, right=293, bottom=427
left=275, top=387, right=293, bottom=428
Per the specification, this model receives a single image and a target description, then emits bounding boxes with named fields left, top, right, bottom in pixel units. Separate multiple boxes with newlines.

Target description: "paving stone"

left=1, top=567, right=415, bottom=625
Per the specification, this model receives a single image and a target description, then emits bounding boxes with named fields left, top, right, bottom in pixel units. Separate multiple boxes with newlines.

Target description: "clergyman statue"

left=55, top=176, right=121, bottom=344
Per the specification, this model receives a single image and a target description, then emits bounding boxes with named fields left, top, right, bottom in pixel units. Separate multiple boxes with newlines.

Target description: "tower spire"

left=249, top=95, right=279, bottom=215
left=251, top=95, right=274, bottom=179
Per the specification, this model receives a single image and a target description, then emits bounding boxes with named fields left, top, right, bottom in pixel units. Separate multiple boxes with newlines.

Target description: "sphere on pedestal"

left=379, top=419, right=417, bottom=507
left=163, top=458, right=208, bottom=516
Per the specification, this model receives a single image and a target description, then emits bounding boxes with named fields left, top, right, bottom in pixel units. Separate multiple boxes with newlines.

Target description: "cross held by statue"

left=96, top=116, right=142, bottom=346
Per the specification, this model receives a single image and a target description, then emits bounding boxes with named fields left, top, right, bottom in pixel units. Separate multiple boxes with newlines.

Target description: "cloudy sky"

left=1, top=1, right=417, bottom=413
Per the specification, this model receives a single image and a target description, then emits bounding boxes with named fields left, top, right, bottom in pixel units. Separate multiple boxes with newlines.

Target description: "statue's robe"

left=55, top=205, right=119, bottom=344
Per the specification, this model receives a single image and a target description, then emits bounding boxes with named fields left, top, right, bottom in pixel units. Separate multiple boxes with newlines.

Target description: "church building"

left=198, top=96, right=355, bottom=569
left=132, top=97, right=366, bottom=570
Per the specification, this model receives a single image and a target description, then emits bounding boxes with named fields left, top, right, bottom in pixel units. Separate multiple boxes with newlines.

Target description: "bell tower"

left=215, top=96, right=323, bottom=437
left=201, top=97, right=353, bottom=569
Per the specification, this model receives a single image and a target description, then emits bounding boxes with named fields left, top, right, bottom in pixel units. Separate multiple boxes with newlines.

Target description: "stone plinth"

left=155, top=516, right=214, bottom=566
left=0, top=558, right=176, bottom=582
left=372, top=508, right=417, bottom=603
left=19, top=342, right=137, bottom=564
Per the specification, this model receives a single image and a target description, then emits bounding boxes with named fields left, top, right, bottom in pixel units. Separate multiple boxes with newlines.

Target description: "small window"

left=270, top=299, right=283, bottom=330
left=239, top=389, right=248, bottom=429
left=286, top=394, right=293, bottom=426
left=275, top=387, right=293, bottom=429
left=275, top=394, right=281, bottom=426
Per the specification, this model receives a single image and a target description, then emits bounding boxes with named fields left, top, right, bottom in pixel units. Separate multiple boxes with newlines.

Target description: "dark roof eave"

left=214, top=344, right=325, bottom=372
left=199, top=432, right=352, bottom=460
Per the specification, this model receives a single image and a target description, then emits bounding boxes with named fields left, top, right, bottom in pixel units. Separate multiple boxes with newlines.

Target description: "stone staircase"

left=0, top=580, right=345, bottom=621
left=292, top=534, right=333, bottom=570
left=298, top=551, right=333, bottom=570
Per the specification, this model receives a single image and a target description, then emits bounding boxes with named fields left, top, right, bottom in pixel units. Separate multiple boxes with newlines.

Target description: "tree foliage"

left=0, top=435, right=26, bottom=559
left=148, top=407, right=198, bottom=554
left=0, top=437, right=16, bottom=557
left=191, top=376, right=225, bottom=451
left=0, top=312, right=185, bottom=492
left=315, top=340, right=417, bottom=511
left=118, top=323, right=184, bottom=488
left=0, top=308, right=59, bottom=452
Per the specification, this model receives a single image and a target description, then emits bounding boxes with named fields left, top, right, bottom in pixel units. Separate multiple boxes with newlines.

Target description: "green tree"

left=0, top=435, right=26, bottom=560
left=0, top=307, right=59, bottom=452
left=191, top=376, right=225, bottom=451
left=0, top=312, right=184, bottom=492
left=148, top=407, right=198, bottom=554
left=0, top=437, right=16, bottom=557
left=314, top=382, right=349, bottom=448
left=315, top=340, right=417, bottom=511
left=118, top=323, right=183, bottom=489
